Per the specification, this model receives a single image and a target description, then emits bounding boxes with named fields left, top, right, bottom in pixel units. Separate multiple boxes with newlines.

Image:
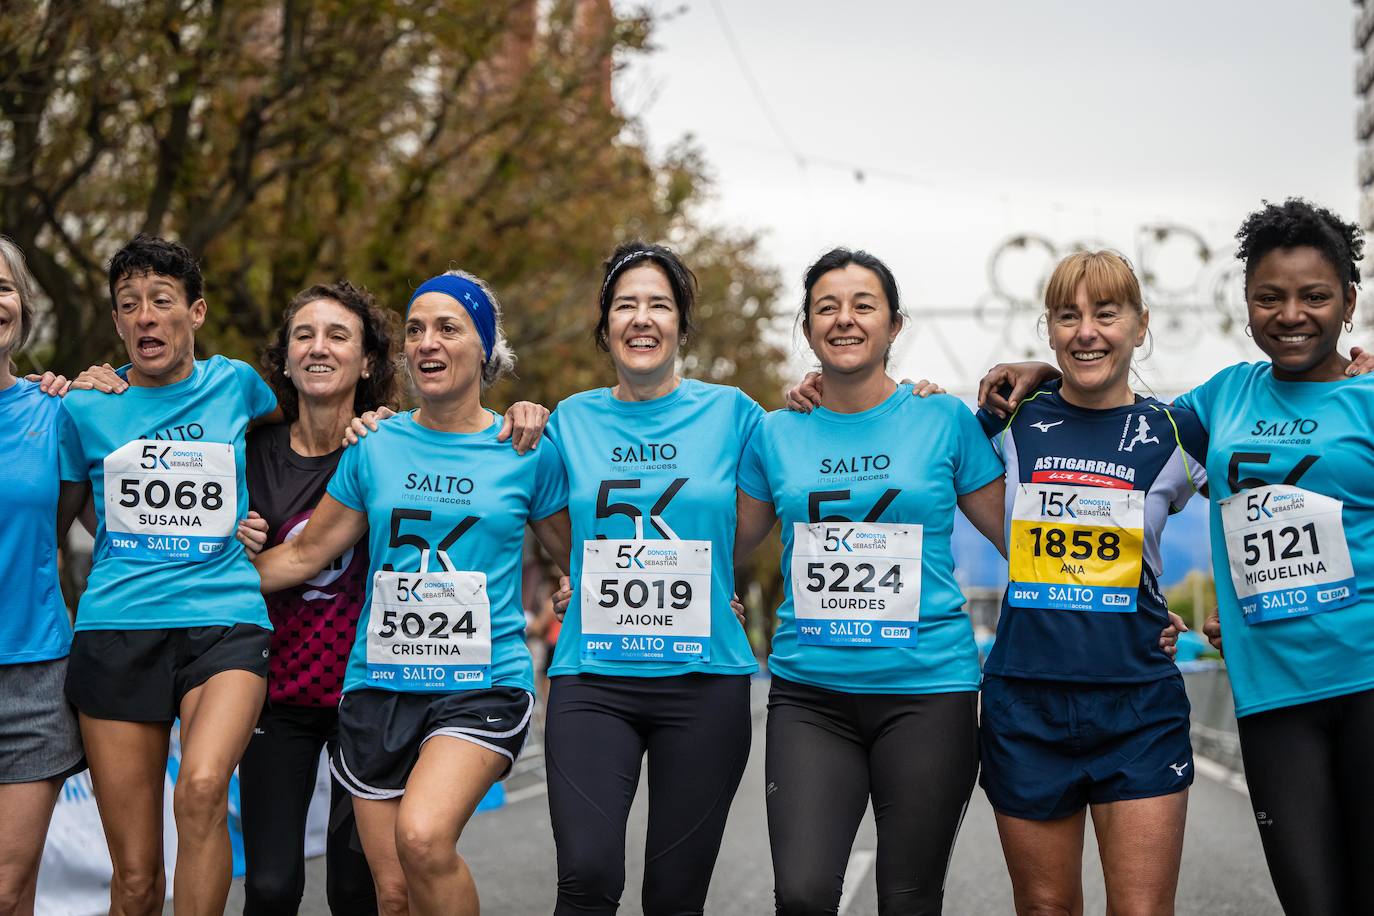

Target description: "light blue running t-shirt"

left=57, top=356, right=276, bottom=631
left=0, top=379, right=69, bottom=663
left=1175, top=362, right=1374, bottom=717
left=327, top=411, right=567, bottom=695
left=738, top=385, right=1003, bottom=694
left=545, top=380, right=763, bottom=677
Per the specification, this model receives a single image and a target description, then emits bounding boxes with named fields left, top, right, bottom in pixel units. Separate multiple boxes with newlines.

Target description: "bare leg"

left=171, top=670, right=264, bottom=916
left=0, top=780, right=63, bottom=916
left=394, top=736, right=506, bottom=916
left=80, top=715, right=170, bottom=916
left=353, top=799, right=409, bottom=916
left=994, top=809, right=1088, bottom=916
left=1091, top=791, right=1188, bottom=916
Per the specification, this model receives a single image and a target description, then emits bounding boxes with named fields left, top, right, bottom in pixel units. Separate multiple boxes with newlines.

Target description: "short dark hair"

left=800, top=247, right=903, bottom=333
left=107, top=234, right=204, bottom=307
left=1236, top=198, right=1364, bottom=293
left=595, top=241, right=697, bottom=351
left=262, top=281, right=399, bottom=423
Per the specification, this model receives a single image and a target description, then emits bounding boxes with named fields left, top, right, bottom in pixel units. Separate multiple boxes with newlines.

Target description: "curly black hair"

left=595, top=241, right=698, bottom=351
left=107, top=234, right=204, bottom=306
left=1235, top=198, right=1364, bottom=292
left=262, top=281, right=399, bottom=423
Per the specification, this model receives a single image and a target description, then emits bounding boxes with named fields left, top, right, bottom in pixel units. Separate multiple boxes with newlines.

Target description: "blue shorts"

left=979, top=673, right=1194, bottom=820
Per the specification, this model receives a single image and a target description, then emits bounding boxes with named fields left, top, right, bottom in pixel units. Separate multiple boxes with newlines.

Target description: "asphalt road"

left=214, top=678, right=1280, bottom=915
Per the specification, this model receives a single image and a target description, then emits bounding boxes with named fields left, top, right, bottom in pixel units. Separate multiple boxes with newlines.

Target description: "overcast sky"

left=616, top=1, right=1362, bottom=394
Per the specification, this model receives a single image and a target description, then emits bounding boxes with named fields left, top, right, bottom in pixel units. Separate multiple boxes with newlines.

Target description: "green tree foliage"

left=0, top=0, right=790, bottom=415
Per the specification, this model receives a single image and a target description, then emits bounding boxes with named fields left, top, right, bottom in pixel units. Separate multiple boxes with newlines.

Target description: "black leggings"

left=238, top=703, right=377, bottom=916
left=765, top=677, right=979, bottom=916
left=1237, top=687, right=1374, bottom=916
left=545, top=672, right=752, bottom=916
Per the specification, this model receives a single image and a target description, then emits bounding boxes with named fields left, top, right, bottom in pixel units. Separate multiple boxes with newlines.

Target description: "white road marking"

left=1194, top=753, right=1248, bottom=795
left=838, top=849, right=875, bottom=915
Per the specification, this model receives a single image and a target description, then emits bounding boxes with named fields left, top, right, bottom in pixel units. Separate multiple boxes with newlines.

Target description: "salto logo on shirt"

left=610, top=443, right=678, bottom=462
left=405, top=473, right=474, bottom=494
left=1250, top=417, right=1319, bottom=437
left=818, top=454, right=890, bottom=474
left=142, top=423, right=205, bottom=441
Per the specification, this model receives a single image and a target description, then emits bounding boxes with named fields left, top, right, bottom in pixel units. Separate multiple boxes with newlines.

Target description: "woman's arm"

left=735, top=489, right=778, bottom=563
left=529, top=509, right=572, bottom=576
left=957, top=477, right=1007, bottom=558
left=254, top=494, right=368, bottom=592
left=57, top=480, right=90, bottom=540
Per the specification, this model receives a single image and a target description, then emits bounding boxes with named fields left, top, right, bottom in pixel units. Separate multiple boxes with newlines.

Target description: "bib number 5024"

left=376, top=575, right=478, bottom=639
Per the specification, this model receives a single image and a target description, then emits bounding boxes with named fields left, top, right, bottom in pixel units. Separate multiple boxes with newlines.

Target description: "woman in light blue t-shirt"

left=541, top=242, right=763, bottom=916
left=254, top=270, right=571, bottom=916
left=0, top=237, right=84, bottom=916
left=737, top=248, right=1005, bottom=914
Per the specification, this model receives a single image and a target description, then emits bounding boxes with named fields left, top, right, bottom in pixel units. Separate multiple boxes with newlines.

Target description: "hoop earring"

left=1243, top=324, right=1253, bottom=338
left=1345, top=320, right=1355, bottom=333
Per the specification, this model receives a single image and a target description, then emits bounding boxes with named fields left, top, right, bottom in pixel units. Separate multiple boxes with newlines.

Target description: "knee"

left=173, top=770, right=230, bottom=826
left=244, top=867, right=301, bottom=915
left=394, top=819, right=459, bottom=881
left=1014, top=896, right=1081, bottom=916
left=110, top=866, right=165, bottom=915
left=773, top=872, right=841, bottom=916
left=557, top=849, right=626, bottom=908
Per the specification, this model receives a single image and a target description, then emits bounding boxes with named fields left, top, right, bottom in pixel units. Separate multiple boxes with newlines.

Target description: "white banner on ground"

left=36, top=744, right=332, bottom=916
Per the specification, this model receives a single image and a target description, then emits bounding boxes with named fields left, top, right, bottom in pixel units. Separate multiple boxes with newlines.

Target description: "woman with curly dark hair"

left=978, top=198, right=1374, bottom=913
left=238, top=280, right=398, bottom=916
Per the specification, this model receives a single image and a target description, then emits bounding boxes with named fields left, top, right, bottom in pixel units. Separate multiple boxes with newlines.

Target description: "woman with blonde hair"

left=0, top=235, right=84, bottom=916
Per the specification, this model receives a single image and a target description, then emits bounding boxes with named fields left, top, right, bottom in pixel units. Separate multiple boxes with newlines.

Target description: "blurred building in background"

left=1357, top=0, right=1374, bottom=231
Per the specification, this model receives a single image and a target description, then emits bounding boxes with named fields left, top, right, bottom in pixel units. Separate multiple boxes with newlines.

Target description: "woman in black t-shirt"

left=240, top=281, right=398, bottom=916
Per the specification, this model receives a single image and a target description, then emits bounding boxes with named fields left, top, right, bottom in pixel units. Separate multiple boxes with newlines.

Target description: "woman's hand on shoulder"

left=1348, top=346, right=1374, bottom=376
left=977, top=361, right=1059, bottom=418
left=343, top=406, right=397, bottom=447
left=784, top=372, right=824, bottom=413
left=26, top=371, right=70, bottom=397
left=498, top=401, right=550, bottom=454
left=43, top=363, right=129, bottom=396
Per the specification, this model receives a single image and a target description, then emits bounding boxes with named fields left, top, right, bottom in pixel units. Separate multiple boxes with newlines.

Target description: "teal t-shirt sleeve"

left=951, top=400, right=1004, bottom=495
left=734, top=391, right=766, bottom=460
left=231, top=359, right=278, bottom=420
left=56, top=404, right=89, bottom=482
left=737, top=422, right=771, bottom=501
left=326, top=439, right=367, bottom=511
left=1171, top=381, right=1210, bottom=430
left=530, top=440, right=569, bottom=520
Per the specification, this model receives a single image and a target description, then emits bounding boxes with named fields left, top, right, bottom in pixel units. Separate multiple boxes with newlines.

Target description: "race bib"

left=366, top=569, right=491, bottom=689
left=102, top=439, right=237, bottom=562
left=580, top=539, right=712, bottom=662
left=791, top=522, right=920, bottom=647
left=1220, top=485, right=1358, bottom=624
left=1008, top=484, right=1145, bottom=612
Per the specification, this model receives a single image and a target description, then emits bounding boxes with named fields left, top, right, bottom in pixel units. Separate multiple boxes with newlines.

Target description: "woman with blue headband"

left=253, top=269, right=572, bottom=916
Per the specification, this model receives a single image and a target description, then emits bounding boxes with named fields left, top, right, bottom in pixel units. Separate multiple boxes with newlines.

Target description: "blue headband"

left=406, top=275, right=497, bottom=361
